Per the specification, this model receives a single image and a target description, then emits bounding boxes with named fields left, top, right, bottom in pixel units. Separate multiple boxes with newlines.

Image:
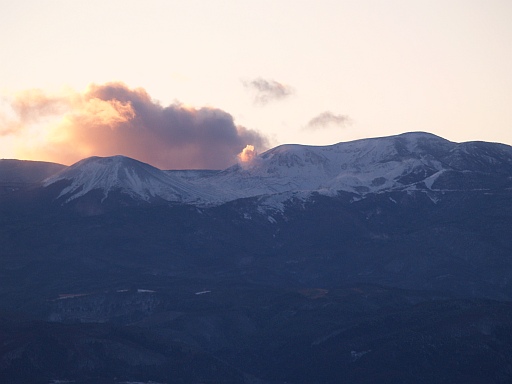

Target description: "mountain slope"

left=39, top=132, right=512, bottom=208
left=0, top=160, right=65, bottom=197
left=211, top=132, right=512, bottom=198
left=43, top=155, right=223, bottom=204
left=0, top=159, right=65, bottom=184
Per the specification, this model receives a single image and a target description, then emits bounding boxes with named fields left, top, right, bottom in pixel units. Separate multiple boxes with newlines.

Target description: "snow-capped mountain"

left=212, top=132, right=512, bottom=196
left=39, top=132, right=512, bottom=206
left=43, top=155, right=222, bottom=203
left=210, top=132, right=447, bottom=196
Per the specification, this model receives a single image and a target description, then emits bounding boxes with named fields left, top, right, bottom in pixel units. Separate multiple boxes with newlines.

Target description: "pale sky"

left=1, top=0, right=511, bottom=168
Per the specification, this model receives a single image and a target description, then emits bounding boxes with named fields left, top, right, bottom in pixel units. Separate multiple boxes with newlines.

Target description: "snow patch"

left=423, top=169, right=446, bottom=189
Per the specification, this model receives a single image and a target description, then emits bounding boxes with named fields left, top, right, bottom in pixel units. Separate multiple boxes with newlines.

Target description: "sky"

left=1, top=0, right=511, bottom=169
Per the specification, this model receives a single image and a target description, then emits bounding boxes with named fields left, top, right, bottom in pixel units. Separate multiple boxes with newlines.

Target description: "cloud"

left=305, top=111, right=351, bottom=130
left=237, top=143, right=255, bottom=161
left=0, top=90, right=69, bottom=135
left=3, top=82, right=268, bottom=170
left=10, top=89, right=71, bottom=123
left=236, top=144, right=263, bottom=170
left=242, top=78, right=294, bottom=105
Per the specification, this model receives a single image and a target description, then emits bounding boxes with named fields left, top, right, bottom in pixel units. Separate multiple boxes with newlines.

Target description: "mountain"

left=0, top=159, right=65, bottom=184
left=0, top=159, right=65, bottom=195
left=42, top=155, right=221, bottom=204
left=36, top=132, right=512, bottom=208
left=2, top=132, right=512, bottom=383
left=205, top=131, right=512, bottom=198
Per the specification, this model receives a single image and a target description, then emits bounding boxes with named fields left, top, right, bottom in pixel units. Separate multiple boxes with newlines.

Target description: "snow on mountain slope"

left=42, top=132, right=512, bottom=206
left=43, top=155, right=224, bottom=203
left=205, top=132, right=452, bottom=197
left=215, top=132, right=512, bottom=197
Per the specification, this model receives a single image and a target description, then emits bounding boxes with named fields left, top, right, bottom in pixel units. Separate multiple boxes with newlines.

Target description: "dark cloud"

left=242, top=78, right=294, bottom=105
left=8, top=82, right=269, bottom=170
left=306, top=111, right=351, bottom=130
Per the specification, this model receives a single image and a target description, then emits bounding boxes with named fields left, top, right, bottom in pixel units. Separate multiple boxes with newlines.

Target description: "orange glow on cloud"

left=79, top=98, right=135, bottom=128
left=3, top=82, right=267, bottom=169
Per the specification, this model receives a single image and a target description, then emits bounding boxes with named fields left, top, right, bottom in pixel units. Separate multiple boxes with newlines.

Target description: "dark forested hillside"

left=2, top=133, right=512, bottom=383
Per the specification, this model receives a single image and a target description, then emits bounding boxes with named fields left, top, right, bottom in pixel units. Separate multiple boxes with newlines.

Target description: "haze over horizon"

left=1, top=1, right=511, bottom=169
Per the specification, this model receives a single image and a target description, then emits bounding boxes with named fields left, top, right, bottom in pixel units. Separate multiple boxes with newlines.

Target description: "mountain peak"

left=44, top=155, right=186, bottom=203
left=38, top=133, right=512, bottom=207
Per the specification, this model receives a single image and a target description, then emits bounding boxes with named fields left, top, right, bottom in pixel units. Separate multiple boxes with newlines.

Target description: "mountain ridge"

left=43, top=131, right=512, bottom=206
left=3, top=131, right=512, bottom=207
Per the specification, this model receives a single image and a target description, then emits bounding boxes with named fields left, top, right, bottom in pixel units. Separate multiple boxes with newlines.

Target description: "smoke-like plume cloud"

left=237, top=144, right=261, bottom=170
left=242, top=78, right=294, bottom=105
left=237, top=144, right=256, bottom=162
left=305, top=111, right=351, bottom=130
left=3, top=82, right=268, bottom=170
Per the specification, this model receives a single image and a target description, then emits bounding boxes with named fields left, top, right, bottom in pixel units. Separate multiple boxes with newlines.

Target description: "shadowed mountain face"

left=0, top=160, right=65, bottom=184
left=1, top=132, right=512, bottom=383
left=0, top=160, right=65, bottom=196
